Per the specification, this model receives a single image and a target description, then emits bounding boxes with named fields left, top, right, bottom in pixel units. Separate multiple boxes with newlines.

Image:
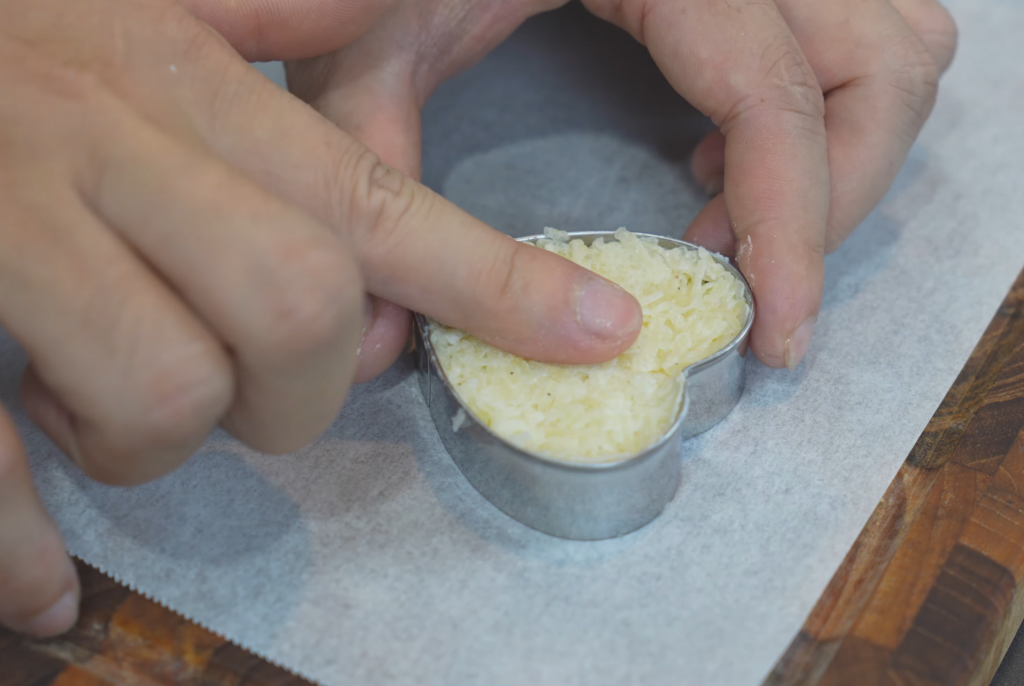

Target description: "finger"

left=586, top=0, right=829, bottom=369
left=0, top=401, right=79, bottom=637
left=690, top=130, right=726, bottom=198
left=346, top=169, right=643, bottom=364
left=285, top=0, right=564, bottom=176
left=683, top=194, right=736, bottom=258
left=685, top=132, right=734, bottom=256
left=288, top=50, right=421, bottom=383
left=287, top=51, right=424, bottom=178
left=178, top=0, right=391, bottom=62
left=690, top=0, right=951, bottom=256
left=773, top=0, right=940, bottom=251
left=354, top=297, right=411, bottom=384
left=165, top=43, right=642, bottom=364
left=20, top=367, right=80, bottom=466
left=889, top=0, right=958, bottom=73
left=87, top=109, right=364, bottom=455
left=0, top=180, right=231, bottom=485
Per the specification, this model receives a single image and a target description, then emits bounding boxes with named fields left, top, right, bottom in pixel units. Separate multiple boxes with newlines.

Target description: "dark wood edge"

left=1, top=558, right=312, bottom=686
left=766, top=266, right=1024, bottom=686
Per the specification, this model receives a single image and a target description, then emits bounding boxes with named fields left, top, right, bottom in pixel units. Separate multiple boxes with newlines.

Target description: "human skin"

left=0, top=0, right=642, bottom=637
left=281, top=0, right=957, bottom=374
left=0, top=0, right=956, bottom=638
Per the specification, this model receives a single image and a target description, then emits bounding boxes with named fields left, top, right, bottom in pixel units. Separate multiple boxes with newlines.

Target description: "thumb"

left=287, top=51, right=423, bottom=178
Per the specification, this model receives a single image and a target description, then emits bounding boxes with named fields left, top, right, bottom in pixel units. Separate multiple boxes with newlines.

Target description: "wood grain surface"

left=0, top=561, right=310, bottom=685
left=7, top=269, right=1024, bottom=686
left=766, top=267, right=1024, bottom=686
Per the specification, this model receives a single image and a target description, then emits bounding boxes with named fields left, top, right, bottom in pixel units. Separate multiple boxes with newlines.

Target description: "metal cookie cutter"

left=415, top=232, right=754, bottom=540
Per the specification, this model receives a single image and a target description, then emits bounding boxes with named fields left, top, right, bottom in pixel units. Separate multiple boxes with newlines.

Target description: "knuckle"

left=146, top=3, right=245, bottom=123
left=132, top=345, right=233, bottom=447
left=906, top=1, right=959, bottom=72
left=342, top=148, right=430, bottom=259
left=29, top=61, right=107, bottom=108
left=255, top=240, right=362, bottom=362
left=761, top=41, right=827, bottom=121
left=0, top=57, right=123, bottom=170
left=884, top=35, right=941, bottom=132
left=5, top=59, right=118, bottom=147
left=478, top=241, right=525, bottom=317
left=931, top=10, right=959, bottom=66
left=152, top=1, right=221, bottom=56
left=1, top=25, right=111, bottom=109
left=71, top=277, right=233, bottom=464
left=721, top=38, right=826, bottom=137
left=0, top=37, right=107, bottom=109
left=206, top=62, right=269, bottom=133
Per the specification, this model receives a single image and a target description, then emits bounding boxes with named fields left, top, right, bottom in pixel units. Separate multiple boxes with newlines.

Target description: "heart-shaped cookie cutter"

left=415, top=232, right=754, bottom=540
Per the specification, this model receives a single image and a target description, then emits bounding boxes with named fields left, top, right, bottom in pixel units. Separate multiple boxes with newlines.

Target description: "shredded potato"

left=429, top=228, right=747, bottom=463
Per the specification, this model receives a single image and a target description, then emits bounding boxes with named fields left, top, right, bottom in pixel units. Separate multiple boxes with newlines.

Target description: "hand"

left=682, top=0, right=958, bottom=369
left=0, top=0, right=641, bottom=637
left=285, top=0, right=957, bottom=370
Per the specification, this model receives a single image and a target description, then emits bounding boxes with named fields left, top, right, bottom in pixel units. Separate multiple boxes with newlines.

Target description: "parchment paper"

left=4, top=1, right=1023, bottom=684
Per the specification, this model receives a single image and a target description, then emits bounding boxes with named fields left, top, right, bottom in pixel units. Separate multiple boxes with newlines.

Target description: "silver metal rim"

left=414, top=230, right=753, bottom=472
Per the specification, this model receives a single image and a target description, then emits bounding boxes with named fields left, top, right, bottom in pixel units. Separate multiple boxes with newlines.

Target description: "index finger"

left=587, top=0, right=830, bottom=369
left=342, top=165, right=644, bottom=364
left=153, top=40, right=642, bottom=365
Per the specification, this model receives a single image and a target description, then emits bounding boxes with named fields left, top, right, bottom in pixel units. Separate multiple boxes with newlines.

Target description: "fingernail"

left=785, top=317, right=816, bottom=371
left=705, top=173, right=724, bottom=198
left=21, top=587, right=79, bottom=637
left=576, top=277, right=642, bottom=341
left=362, top=296, right=375, bottom=337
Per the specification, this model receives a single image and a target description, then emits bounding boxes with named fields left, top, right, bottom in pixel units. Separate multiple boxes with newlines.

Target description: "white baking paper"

left=4, top=1, right=1024, bottom=684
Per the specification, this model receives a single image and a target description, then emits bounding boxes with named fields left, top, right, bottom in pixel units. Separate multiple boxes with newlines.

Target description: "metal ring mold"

left=415, top=232, right=754, bottom=540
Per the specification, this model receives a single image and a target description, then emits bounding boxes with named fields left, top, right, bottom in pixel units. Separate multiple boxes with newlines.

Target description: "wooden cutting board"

left=6, top=269, right=1024, bottom=686
left=768, top=268, right=1024, bottom=686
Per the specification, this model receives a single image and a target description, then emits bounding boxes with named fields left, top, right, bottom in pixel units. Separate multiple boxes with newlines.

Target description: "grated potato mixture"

left=429, top=228, right=748, bottom=463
